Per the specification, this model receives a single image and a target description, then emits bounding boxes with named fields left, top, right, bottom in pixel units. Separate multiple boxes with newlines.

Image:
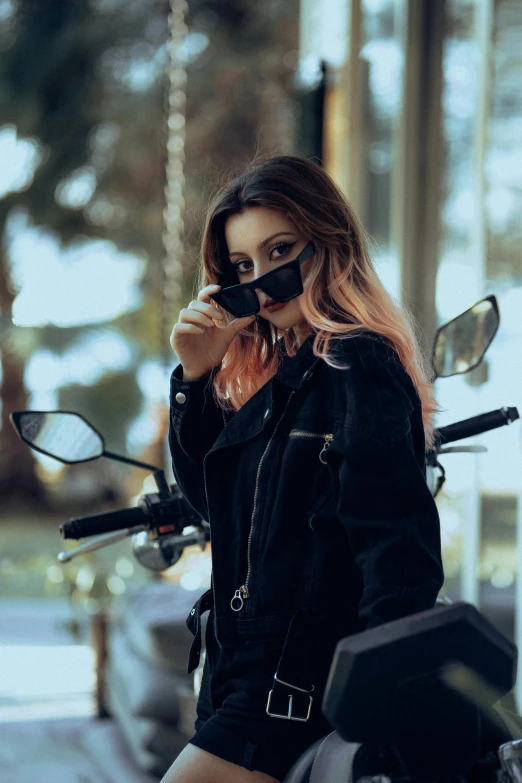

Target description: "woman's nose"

left=254, top=288, right=271, bottom=307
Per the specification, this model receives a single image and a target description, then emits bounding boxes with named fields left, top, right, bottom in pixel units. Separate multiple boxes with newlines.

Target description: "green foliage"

left=0, top=0, right=300, bottom=505
left=57, top=369, right=143, bottom=455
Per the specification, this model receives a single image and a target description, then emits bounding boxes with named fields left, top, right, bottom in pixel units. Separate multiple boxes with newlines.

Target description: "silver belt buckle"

left=266, top=674, right=314, bottom=722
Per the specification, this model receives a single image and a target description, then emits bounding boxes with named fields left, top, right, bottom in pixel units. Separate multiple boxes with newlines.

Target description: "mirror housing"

left=10, top=411, right=104, bottom=464
left=432, top=295, right=500, bottom=379
left=10, top=410, right=171, bottom=497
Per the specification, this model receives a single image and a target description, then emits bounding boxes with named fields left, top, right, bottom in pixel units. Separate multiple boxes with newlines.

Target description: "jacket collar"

left=274, top=333, right=323, bottom=390
left=205, top=334, right=322, bottom=457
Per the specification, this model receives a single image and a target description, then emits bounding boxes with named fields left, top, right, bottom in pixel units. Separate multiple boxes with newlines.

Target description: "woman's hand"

left=170, top=284, right=256, bottom=381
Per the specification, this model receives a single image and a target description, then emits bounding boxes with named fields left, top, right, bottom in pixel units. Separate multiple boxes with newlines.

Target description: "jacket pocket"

left=288, top=429, right=335, bottom=465
left=287, top=429, right=337, bottom=528
left=186, top=587, right=213, bottom=674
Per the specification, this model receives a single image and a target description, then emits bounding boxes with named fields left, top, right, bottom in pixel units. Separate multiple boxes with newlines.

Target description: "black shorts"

left=187, top=610, right=333, bottom=781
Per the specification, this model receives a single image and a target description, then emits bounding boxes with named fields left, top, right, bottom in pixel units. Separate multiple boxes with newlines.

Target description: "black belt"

left=266, top=606, right=323, bottom=723
left=188, top=594, right=335, bottom=724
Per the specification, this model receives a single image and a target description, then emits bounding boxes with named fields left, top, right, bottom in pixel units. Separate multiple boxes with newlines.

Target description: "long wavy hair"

left=195, top=154, right=440, bottom=451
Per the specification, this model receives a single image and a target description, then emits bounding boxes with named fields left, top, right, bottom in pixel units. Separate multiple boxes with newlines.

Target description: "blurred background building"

left=299, top=0, right=522, bottom=660
left=0, top=0, right=521, bottom=778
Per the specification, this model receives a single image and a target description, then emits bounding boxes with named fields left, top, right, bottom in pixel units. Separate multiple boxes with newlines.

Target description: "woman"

left=164, top=154, right=444, bottom=783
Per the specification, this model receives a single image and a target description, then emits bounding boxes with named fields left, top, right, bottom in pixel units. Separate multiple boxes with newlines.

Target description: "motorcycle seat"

left=283, top=731, right=361, bottom=783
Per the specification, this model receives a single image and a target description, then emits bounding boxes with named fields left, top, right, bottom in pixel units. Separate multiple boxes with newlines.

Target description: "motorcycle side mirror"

left=432, top=295, right=500, bottom=379
left=10, top=410, right=170, bottom=496
left=11, top=411, right=104, bottom=463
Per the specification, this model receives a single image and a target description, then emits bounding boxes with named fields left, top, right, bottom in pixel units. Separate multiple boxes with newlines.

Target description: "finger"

left=227, top=314, right=256, bottom=332
left=189, top=300, right=224, bottom=321
left=172, top=323, right=205, bottom=336
left=197, top=284, right=221, bottom=303
left=179, top=308, right=217, bottom=329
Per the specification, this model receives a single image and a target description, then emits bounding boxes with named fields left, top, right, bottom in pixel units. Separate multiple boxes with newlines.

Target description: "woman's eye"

left=270, top=242, right=295, bottom=260
left=234, top=242, right=296, bottom=275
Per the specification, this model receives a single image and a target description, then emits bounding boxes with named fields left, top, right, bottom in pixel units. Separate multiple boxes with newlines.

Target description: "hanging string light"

left=163, top=0, right=188, bottom=360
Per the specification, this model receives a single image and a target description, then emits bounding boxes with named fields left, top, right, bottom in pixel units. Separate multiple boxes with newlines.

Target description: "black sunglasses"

left=209, top=242, right=316, bottom=318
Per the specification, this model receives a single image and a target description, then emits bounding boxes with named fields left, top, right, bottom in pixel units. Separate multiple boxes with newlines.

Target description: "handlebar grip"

left=60, top=506, right=146, bottom=540
left=437, top=407, right=519, bottom=446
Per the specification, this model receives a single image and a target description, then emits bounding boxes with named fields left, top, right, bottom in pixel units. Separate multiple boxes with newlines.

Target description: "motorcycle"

left=10, top=294, right=521, bottom=781
left=284, top=295, right=522, bottom=782
left=284, top=599, right=522, bottom=783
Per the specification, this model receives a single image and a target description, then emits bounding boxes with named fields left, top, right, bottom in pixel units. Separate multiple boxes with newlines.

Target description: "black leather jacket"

left=168, top=331, right=443, bottom=702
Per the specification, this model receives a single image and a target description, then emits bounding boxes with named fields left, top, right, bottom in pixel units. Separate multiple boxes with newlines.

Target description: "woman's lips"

left=265, top=300, right=288, bottom=313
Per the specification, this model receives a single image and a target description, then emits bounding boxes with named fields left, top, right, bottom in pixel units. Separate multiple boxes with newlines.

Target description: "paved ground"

left=0, top=512, right=206, bottom=782
left=0, top=716, right=158, bottom=783
left=0, top=597, right=163, bottom=783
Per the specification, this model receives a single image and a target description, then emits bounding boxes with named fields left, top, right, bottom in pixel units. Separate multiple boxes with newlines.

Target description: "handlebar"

left=436, top=406, right=519, bottom=447
left=59, top=407, right=519, bottom=540
left=60, top=506, right=146, bottom=540
left=59, top=487, right=205, bottom=541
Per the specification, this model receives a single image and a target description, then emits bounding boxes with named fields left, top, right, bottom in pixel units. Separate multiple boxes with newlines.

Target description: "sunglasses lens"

left=211, top=256, right=305, bottom=316
left=211, top=288, right=258, bottom=317
left=262, top=264, right=302, bottom=301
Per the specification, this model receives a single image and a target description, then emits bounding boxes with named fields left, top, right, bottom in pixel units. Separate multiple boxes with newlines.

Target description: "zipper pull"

left=319, top=434, right=334, bottom=464
left=230, top=585, right=248, bottom=611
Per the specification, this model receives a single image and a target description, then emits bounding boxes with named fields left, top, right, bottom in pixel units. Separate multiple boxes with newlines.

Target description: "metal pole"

left=163, top=0, right=188, bottom=352
left=393, top=0, right=445, bottom=357
left=515, top=448, right=522, bottom=712
left=162, top=0, right=188, bottom=482
left=460, top=0, right=492, bottom=610
left=461, top=452, right=481, bottom=606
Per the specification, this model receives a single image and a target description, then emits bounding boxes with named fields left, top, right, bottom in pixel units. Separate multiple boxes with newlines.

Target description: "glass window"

left=359, top=0, right=406, bottom=300
left=435, top=0, right=522, bottom=646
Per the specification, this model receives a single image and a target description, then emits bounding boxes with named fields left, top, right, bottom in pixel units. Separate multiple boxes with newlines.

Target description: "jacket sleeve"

left=168, top=362, right=225, bottom=522
left=328, top=336, right=444, bottom=629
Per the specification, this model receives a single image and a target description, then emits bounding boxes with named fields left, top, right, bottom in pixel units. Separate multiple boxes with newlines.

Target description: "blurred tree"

left=0, top=0, right=299, bottom=507
left=0, top=0, right=168, bottom=504
left=181, top=0, right=300, bottom=274
left=58, top=370, right=143, bottom=457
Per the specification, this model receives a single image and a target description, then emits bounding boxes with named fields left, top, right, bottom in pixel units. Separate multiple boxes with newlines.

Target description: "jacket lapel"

left=206, top=334, right=323, bottom=454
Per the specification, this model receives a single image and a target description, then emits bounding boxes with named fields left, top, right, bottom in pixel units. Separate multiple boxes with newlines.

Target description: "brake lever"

left=438, top=445, right=488, bottom=455
left=57, top=525, right=147, bottom=563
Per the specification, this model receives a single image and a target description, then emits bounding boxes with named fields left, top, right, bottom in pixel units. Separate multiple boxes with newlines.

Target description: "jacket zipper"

left=230, top=390, right=296, bottom=612
left=289, top=431, right=334, bottom=465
